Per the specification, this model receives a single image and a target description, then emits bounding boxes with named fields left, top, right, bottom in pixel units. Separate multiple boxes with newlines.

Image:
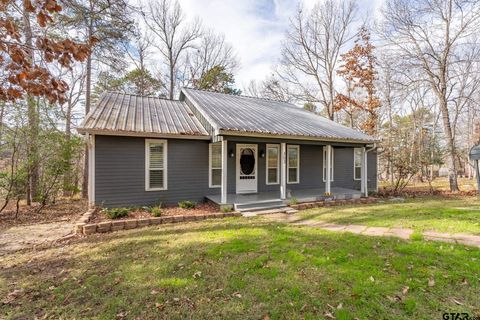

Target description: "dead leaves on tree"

left=0, top=0, right=94, bottom=103
left=335, top=27, right=380, bottom=135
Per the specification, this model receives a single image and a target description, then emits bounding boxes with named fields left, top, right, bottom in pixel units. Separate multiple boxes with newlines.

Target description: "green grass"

left=1, top=217, right=479, bottom=319
left=299, top=196, right=480, bottom=235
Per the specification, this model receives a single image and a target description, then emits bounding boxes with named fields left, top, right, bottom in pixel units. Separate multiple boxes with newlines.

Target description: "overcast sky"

left=178, top=0, right=384, bottom=91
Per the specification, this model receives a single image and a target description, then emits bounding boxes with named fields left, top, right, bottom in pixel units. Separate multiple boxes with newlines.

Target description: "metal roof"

left=77, top=92, right=209, bottom=138
left=181, top=88, right=377, bottom=143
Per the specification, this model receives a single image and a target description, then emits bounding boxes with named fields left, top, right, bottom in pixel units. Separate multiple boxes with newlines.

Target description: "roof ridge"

left=182, top=87, right=296, bottom=105
left=103, top=91, right=182, bottom=102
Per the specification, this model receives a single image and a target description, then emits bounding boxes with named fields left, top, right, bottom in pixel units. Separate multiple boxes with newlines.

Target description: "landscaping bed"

left=76, top=202, right=240, bottom=235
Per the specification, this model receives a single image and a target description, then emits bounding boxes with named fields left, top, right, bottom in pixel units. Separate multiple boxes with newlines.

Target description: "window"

left=145, top=139, right=167, bottom=191
left=209, top=143, right=222, bottom=188
left=266, top=144, right=280, bottom=184
left=322, top=146, right=334, bottom=182
left=354, top=148, right=362, bottom=180
left=287, top=145, right=300, bottom=184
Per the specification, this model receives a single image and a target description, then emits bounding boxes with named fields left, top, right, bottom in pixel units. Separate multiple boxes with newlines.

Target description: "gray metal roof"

left=77, top=92, right=209, bottom=137
left=181, top=88, right=377, bottom=143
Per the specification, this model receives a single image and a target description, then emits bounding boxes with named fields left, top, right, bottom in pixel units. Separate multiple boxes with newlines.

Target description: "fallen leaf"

left=193, top=271, right=202, bottom=279
left=452, top=298, right=464, bottom=306
left=232, top=292, right=242, bottom=298
left=369, top=276, right=375, bottom=282
left=263, top=314, right=270, bottom=320
left=300, top=304, right=308, bottom=311
left=116, top=311, right=128, bottom=319
left=402, top=286, right=409, bottom=295
left=428, top=277, right=435, bottom=287
left=324, top=311, right=336, bottom=319
left=337, top=303, right=343, bottom=309
left=150, top=289, right=159, bottom=295
left=155, top=303, right=164, bottom=311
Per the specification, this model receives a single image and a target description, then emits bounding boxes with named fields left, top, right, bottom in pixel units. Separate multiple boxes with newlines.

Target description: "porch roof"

left=181, top=88, right=378, bottom=144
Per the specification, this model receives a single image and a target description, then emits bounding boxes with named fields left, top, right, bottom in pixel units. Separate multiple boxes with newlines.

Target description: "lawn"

left=1, top=217, right=479, bottom=319
left=299, top=196, right=480, bottom=235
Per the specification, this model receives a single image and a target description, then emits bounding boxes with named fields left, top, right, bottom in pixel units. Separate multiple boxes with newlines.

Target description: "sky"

left=177, top=0, right=384, bottom=91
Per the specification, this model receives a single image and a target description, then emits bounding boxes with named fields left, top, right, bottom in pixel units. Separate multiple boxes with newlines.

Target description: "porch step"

left=242, top=207, right=289, bottom=217
left=234, top=199, right=286, bottom=213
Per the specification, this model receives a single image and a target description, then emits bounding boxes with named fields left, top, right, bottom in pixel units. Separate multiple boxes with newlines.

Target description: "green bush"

left=289, top=197, right=298, bottom=205
left=104, top=207, right=129, bottom=219
left=178, top=200, right=196, bottom=209
left=151, top=206, right=163, bottom=217
left=220, top=205, right=233, bottom=213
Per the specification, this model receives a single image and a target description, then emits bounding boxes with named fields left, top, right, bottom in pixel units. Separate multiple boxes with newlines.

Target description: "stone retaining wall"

left=290, top=197, right=378, bottom=210
left=75, top=211, right=241, bottom=235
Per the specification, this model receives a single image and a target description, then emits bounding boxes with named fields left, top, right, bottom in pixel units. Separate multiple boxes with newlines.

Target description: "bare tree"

left=142, top=0, right=202, bottom=99
left=245, top=77, right=295, bottom=103
left=278, top=0, right=357, bottom=119
left=379, top=0, right=480, bottom=191
left=184, top=29, right=239, bottom=87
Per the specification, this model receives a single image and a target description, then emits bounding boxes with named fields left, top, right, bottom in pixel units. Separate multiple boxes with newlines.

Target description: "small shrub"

left=105, top=207, right=129, bottom=219
left=410, top=231, right=424, bottom=241
left=178, top=200, right=196, bottom=209
left=142, top=206, right=152, bottom=213
left=151, top=206, right=163, bottom=217
left=220, top=205, right=233, bottom=213
left=289, top=197, right=298, bottom=205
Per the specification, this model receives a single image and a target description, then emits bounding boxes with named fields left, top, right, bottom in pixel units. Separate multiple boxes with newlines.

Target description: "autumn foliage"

left=0, top=0, right=92, bottom=103
left=335, top=27, right=380, bottom=135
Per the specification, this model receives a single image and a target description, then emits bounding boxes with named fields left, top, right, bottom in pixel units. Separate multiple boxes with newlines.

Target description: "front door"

left=236, top=144, right=258, bottom=194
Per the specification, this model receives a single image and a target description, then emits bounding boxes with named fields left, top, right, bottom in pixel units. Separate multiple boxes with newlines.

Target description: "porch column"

left=361, top=146, right=367, bottom=197
left=325, top=144, right=332, bottom=194
left=280, top=142, right=287, bottom=200
left=221, top=139, right=228, bottom=204
left=475, top=160, right=480, bottom=195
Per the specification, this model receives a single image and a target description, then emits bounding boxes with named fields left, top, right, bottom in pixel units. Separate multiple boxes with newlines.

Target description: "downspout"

left=364, top=143, right=377, bottom=197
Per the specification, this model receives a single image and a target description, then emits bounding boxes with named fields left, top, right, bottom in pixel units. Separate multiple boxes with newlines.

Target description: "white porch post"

left=280, top=142, right=287, bottom=200
left=87, top=133, right=95, bottom=208
left=475, top=160, right=480, bottom=195
left=361, top=146, right=367, bottom=197
left=221, top=139, right=228, bottom=204
left=325, top=144, right=332, bottom=194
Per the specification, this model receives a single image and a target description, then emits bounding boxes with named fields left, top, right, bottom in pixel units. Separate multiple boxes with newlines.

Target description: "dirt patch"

left=0, top=199, right=87, bottom=230
left=90, top=203, right=219, bottom=223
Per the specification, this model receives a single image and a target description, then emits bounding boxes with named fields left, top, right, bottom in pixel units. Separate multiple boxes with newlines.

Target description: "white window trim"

left=287, top=145, right=300, bottom=184
left=209, top=142, right=222, bottom=188
left=266, top=144, right=280, bottom=185
left=145, top=139, right=168, bottom=191
left=353, top=147, right=362, bottom=181
left=322, top=146, right=334, bottom=182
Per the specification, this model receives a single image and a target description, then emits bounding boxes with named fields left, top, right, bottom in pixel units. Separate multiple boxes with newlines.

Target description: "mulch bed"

left=376, top=188, right=478, bottom=198
left=90, top=202, right=219, bottom=223
left=0, top=199, right=87, bottom=229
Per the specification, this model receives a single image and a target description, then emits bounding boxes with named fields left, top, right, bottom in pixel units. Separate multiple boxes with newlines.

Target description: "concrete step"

left=234, top=199, right=286, bottom=212
left=241, top=207, right=290, bottom=217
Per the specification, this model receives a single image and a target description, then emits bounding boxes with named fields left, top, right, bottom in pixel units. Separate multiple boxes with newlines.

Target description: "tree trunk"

left=82, top=50, right=92, bottom=199
left=63, top=99, right=72, bottom=197
left=23, top=6, right=39, bottom=204
left=438, top=97, right=459, bottom=191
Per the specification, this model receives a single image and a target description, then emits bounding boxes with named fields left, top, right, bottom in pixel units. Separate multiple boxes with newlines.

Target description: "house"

left=77, top=88, right=378, bottom=211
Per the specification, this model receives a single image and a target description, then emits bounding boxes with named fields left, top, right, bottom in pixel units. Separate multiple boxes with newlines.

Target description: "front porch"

left=206, top=187, right=362, bottom=210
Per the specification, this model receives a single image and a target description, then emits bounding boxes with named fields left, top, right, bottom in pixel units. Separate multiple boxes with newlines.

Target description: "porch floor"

left=206, top=187, right=362, bottom=206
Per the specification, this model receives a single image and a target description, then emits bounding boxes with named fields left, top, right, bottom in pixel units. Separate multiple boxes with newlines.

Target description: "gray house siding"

left=95, top=135, right=218, bottom=207
left=94, top=135, right=377, bottom=208
left=225, top=139, right=377, bottom=195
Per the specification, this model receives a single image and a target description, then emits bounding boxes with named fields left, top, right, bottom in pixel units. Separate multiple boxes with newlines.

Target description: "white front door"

left=236, top=144, right=258, bottom=194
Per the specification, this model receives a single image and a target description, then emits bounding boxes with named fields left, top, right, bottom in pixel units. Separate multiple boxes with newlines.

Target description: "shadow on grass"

left=1, top=216, right=480, bottom=319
